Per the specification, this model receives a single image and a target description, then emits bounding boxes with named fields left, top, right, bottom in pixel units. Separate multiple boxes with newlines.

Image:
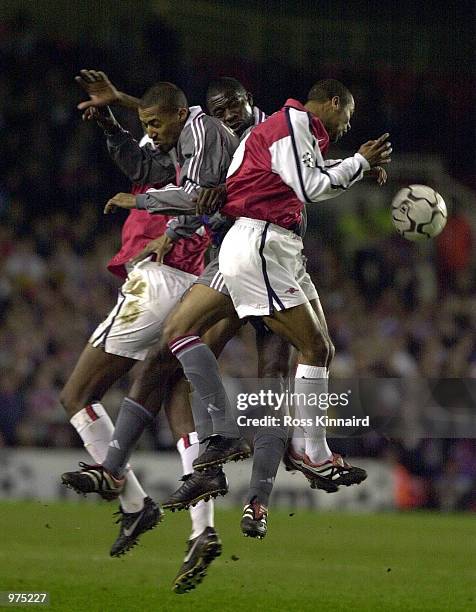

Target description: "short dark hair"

left=206, top=77, right=247, bottom=102
left=307, top=79, right=353, bottom=106
left=140, top=82, right=188, bottom=111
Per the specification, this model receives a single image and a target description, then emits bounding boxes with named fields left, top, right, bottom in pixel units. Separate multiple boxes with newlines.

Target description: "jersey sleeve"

left=135, top=186, right=197, bottom=215
left=106, top=129, right=176, bottom=185
left=270, top=108, right=370, bottom=203
left=165, top=215, right=205, bottom=241
left=324, top=159, right=343, bottom=167
left=135, top=194, right=203, bottom=241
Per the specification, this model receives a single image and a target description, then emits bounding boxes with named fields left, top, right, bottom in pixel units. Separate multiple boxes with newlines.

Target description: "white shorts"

left=89, top=261, right=197, bottom=360
left=218, top=217, right=318, bottom=319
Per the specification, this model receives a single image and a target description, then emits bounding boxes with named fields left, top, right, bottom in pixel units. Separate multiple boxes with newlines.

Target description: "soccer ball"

left=391, top=185, right=447, bottom=241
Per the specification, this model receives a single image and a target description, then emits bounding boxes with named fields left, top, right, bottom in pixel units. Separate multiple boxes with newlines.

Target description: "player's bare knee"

left=259, top=357, right=288, bottom=379
left=163, top=316, right=192, bottom=345
left=59, top=385, right=82, bottom=418
left=300, top=336, right=330, bottom=366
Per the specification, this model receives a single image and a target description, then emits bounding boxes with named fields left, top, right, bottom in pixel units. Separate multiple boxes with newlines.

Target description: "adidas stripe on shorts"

left=194, top=256, right=230, bottom=296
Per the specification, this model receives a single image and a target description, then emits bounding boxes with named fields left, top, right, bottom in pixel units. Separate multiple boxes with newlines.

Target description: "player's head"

left=206, top=77, right=254, bottom=137
left=138, top=82, right=189, bottom=152
left=305, top=79, right=354, bottom=142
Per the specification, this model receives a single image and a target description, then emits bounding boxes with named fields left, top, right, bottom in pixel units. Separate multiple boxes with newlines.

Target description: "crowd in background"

left=0, top=13, right=475, bottom=511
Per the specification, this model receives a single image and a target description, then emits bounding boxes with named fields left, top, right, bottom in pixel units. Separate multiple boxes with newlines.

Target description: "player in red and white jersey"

left=165, top=80, right=391, bottom=526
left=60, top=72, right=236, bottom=588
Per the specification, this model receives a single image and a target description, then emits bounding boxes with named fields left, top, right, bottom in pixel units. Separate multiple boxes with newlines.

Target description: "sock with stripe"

left=248, top=432, right=286, bottom=506
left=177, top=432, right=214, bottom=539
left=70, top=403, right=147, bottom=513
left=190, top=389, right=213, bottom=442
left=294, top=364, right=333, bottom=464
left=102, top=397, right=155, bottom=478
left=169, top=335, right=239, bottom=439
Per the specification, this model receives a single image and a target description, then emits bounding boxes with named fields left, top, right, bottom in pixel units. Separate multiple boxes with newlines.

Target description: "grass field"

left=0, top=502, right=474, bottom=612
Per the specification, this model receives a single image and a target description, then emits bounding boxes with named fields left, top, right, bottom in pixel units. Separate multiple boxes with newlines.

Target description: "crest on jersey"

left=302, top=152, right=316, bottom=168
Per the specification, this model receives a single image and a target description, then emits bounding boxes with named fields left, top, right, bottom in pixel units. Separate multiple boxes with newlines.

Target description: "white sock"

left=177, top=432, right=214, bottom=539
left=290, top=413, right=305, bottom=456
left=290, top=433, right=305, bottom=455
left=295, top=364, right=333, bottom=464
left=118, top=469, right=148, bottom=513
left=70, top=403, right=147, bottom=513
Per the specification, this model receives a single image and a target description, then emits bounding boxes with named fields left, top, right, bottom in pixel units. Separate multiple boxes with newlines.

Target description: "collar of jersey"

left=139, top=134, right=154, bottom=148
left=283, top=98, right=306, bottom=112
left=284, top=98, right=328, bottom=142
left=185, top=105, right=205, bottom=127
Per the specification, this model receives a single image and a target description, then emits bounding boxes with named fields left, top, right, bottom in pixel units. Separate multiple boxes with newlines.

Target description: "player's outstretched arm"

left=325, top=158, right=389, bottom=185
left=273, top=108, right=392, bottom=203
left=82, top=106, right=121, bottom=133
left=75, top=69, right=140, bottom=110
left=104, top=192, right=198, bottom=216
left=104, top=193, right=137, bottom=214
left=82, top=106, right=176, bottom=185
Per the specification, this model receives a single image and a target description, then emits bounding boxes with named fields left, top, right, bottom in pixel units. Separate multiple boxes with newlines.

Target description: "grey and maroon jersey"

left=107, top=131, right=175, bottom=187
left=135, top=106, right=239, bottom=240
left=106, top=105, right=238, bottom=252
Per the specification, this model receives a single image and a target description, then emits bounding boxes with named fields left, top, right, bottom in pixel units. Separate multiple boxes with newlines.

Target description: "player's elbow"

left=300, top=175, right=335, bottom=203
left=305, top=184, right=336, bottom=203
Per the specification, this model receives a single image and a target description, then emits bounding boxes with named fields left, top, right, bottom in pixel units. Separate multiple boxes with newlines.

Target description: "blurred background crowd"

left=0, top=2, right=475, bottom=510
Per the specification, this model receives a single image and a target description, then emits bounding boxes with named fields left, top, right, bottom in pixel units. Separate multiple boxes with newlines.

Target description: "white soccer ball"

left=391, top=185, right=447, bottom=241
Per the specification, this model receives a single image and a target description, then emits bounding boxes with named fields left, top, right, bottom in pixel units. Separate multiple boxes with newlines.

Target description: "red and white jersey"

left=222, top=98, right=369, bottom=230
left=107, top=135, right=210, bottom=279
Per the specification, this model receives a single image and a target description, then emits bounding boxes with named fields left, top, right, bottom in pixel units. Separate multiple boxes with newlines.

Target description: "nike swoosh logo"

left=123, top=513, right=143, bottom=537
left=184, top=537, right=201, bottom=563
